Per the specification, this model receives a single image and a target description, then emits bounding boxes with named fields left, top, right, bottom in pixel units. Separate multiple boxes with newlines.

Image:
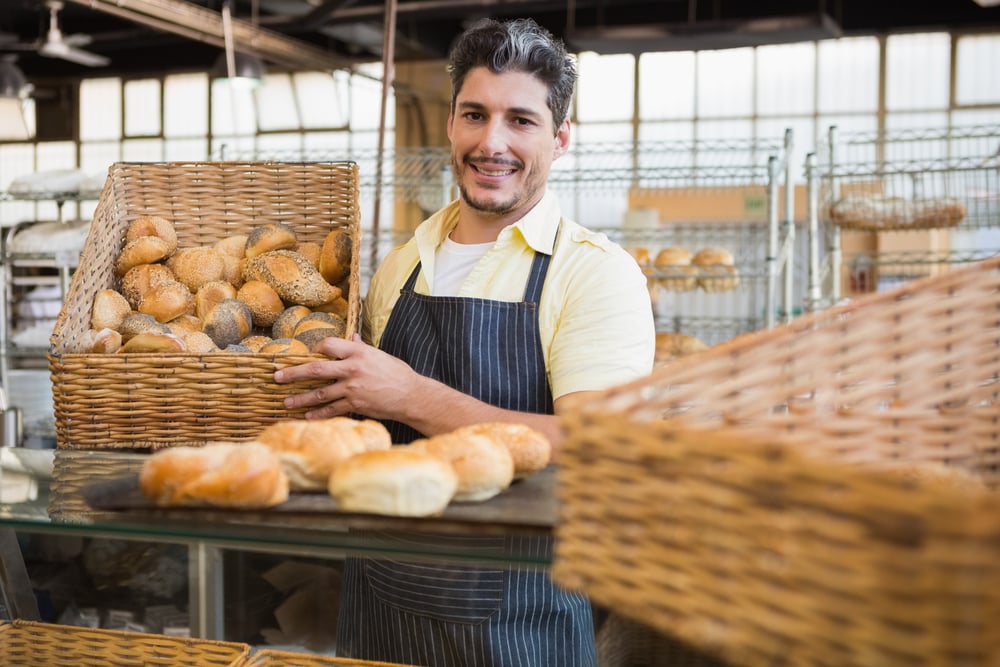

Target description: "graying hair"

left=446, top=18, right=577, bottom=131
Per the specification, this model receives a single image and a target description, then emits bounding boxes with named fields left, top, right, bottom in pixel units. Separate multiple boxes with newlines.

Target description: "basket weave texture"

left=243, top=648, right=418, bottom=666
left=0, top=619, right=249, bottom=666
left=48, top=161, right=361, bottom=449
left=555, top=256, right=1000, bottom=667
left=48, top=449, right=147, bottom=522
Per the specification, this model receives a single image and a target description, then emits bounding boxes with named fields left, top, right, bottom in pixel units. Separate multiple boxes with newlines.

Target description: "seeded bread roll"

left=119, top=313, right=171, bottom=342
left=329, top=448, right=458, bottom=517
left=166, top=314, right=204, bottom=336
left=121, top=331, right=187, bottom=353
left=294, top=327, right=343, bottom=352
left=181, top=330, right=219, bottom=354
left=121, top=263, right=177, bottom=309
left=237, top=280, right=286, bottom=328
left=168, top=247, right=228, bottom=292
left=296, top=242, right=321, bottom=269
left=125, top=215, right=178, bottom=254
left=214, top=234, right=249, bottom=260
left=116, top=236, right=173, bottom=276
left=258, top=337, right=311, bottom=355
left=139, top=281, right=195, bottom=323
left=245, top=223, right=298, bottom=259
left=244, top=250, right=341, bottom=307
left=257, top=417, right=390, bottom=491
left=202, top=298, right=253, bottom=348
left=319, top=229, right=353, bottom=285
left=272, top=305, right=313, bottom=339
left=195, top=281, right=239, bottom=321
left=91, top=288, right=132, bottom=331
left=409, top=431, right=515, bottom=502
left=292, top=311, right=346, bottom=337
left=313, top=296, right=349, bottom=319
left=240, top=335, right=273, bottom=352
left=139, top=441, right=289, bottom=509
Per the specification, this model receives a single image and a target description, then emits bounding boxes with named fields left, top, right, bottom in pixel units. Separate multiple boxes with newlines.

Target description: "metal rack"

left=805, top=124, right=1000, bottom=309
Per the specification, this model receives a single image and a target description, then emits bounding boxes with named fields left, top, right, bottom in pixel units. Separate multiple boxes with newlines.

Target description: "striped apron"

left=335, top=247, right=597, bottom=667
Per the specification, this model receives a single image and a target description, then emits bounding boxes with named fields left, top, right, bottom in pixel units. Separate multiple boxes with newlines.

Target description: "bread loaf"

left=240, top=335, right=274, bottom=352
left=258, top=338, right=311, bottom=355
left=138, top=281, right=195, bottom=323
left=120, top=331, right=186, bottom=353
left=318, top=229, right=352, bottom=285
left=195, top=281, right=239, bottom=321
left=245, top=223, right=298, bottom=259
left=328, top=448, right=458, bottom=517
left=244, top=250, right=341, bottom=307
left=272, top=305, right=313, bottom=339
left=118, top=313, right=171, bottom=341
left=181, top=330, right=220, bottom=354
left=409, top=431, right=515, bottom=502
left=139, top=441, right=289, bottom=508
left=116, top=236, right=173, bottom=276
left=83, top=327, right=122, bottom=353
left=452, top=422, right=551, bottom=478
left=125, top=215, right=178, bottom=254
left=91, top=288, right=132, bottom=331
left=256, top=417, right=392, bottom=491
left=168, top=247, right=228, bottom=292
left=121, top=263, right=177, bottom=309
left=202, top=298, right=253, bottom=348
left=237, top=280, right=285, bottom=328
left=214, top=234, right=248, bottom=259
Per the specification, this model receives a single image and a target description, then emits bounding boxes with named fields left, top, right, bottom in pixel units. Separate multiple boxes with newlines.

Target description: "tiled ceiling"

left=1, top=0, right=999, bottom=82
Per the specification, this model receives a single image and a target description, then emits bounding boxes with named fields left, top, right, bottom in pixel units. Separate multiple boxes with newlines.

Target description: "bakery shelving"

left=805, top=123, right=1000, bottom=309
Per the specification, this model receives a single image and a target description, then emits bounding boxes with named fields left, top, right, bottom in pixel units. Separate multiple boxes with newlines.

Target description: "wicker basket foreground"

left=242, top=648, right=419, bottom=666
left=0, top=619, right=249, bottom=666
left=49, top=161, right=361, bottom=449
left=555, top=256, right=1000, bottom=667
left=48, top=449, right=148, bottom=522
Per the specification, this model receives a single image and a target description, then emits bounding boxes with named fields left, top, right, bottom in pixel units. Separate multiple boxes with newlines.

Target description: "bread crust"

left=329, top=448, right=458, bottom=516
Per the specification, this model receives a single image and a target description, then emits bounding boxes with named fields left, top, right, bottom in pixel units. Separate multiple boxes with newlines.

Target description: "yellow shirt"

left=363, top=190, right=655, bottom=400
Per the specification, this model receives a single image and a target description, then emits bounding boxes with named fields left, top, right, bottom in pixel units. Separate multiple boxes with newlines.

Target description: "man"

left=275, top=17, right=654, bottom=666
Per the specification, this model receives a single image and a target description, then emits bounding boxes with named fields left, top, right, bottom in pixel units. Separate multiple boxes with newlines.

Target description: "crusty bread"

left=296, top=241, right=321, bottom=268
left=240, top=335, right=274, bottom=352
left=258, top=337, right=311, bottom=355
left=91, top=288, right=132, bottom=331
left=82, top=327, right=123, bottom=353
left=237, top=280, right=286, bottom=328
left=168, top=247, right=228, bottom=292
left=294, top=327, right=343, bottom=352
left=116, top=236, right=173, bottom=276
left=195, top=281, right=239, bottom=321
left=313, top=296, right=349, bottom=319
left=692, top=246, right=739, bottom=292
left=202, top=298, right=253, bottom=348
left=120, top=263, right=177, bottom=309
left=121, top=331, right=187, bottom=353
left=245, top=223, right=298, bottom=259
left=257, top=417, right=388, bottom=491
left=125, top=215, right=178, bottom=254
left=318, top=229, right=353, bottom=285
left=165, top=314, right=204, bottom=336
left=655, top=331, right=709, bottom=365
left=118, top=313, right=171, bottom=341
left=655, top=246, right=697, bottom=292
left=244, top=249, right=341, bottom=307
left=139, top=441, right=289, bottom=508
left=272, top=305, right=313, bottom=339
left=181, top=330, right=220, bottom=354
left=452, top=422, right=551, bottom=478
left=329, top=447, right=458, bottom=517
left=214, top=234, right=249, bottom=259
left=138, top=281, right=195, bottom=323
left=409, top=431, right=515, bottom=502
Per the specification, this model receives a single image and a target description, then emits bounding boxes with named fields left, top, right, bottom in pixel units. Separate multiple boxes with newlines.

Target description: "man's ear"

left=553, top=119, right=571, bottom=160
left=446, top=112, right=455, bottom=141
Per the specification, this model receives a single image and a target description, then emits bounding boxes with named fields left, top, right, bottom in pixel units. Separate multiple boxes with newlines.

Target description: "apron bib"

left=336, top=243, right=597, bottom=667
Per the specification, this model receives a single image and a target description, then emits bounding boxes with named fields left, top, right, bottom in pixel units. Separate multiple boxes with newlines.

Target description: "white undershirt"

left=433, top=234, right=493, bottom=296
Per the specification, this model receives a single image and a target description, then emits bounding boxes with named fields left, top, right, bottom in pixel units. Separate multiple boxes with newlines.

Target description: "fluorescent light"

left=211, top=51, right=266, bottom=89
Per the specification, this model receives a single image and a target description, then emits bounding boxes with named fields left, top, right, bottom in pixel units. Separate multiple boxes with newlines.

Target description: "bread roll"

left=118, top=313, right=171, bottom=341
left=219, top=252, right=244, bottom=289
left=202, top=298, right=253, bottom=348
left=195, top=281, right=239, bottom=321
left=453, top=422, right=551, bottom=478
left=258, top=338, right=311, bottom=355
left=125, top=215, right=178, bottom=254
left=313, top=296, right=349, bottom=319
left=121, top=331, right=186, bottom=353
left=244, top=250, right=341, bottom=307
left=139, top=442, right=289, bottom=508
left=91, top=288, right=132, bottom=331
left=329, top=448, right=458, bottom=517
left=245, top=223, right=298, bottom=259
left=294, top=327, right=343, bottom=352
left=83, top=327, right=122, bottom=354
left=257, top=417, right=387, bottom=491
left=692, top=246, right=739, bottom=292
left=409, top=431, right=515, bottom=502
left=272, top=305, right=313, bottom=339
left=168, top=247, right=228, bottom=292
left=319, top=229, right=352, bottom=285
left=139, top=281, right=195, bottom=323
left=165, top=314, right=204, bottom=336
left=116, top=236, right=173, bottom=276
left=240, top=335, right=273, bottom=352
left=655, top=247, right=697, bottom=292
left=296, top=242, right=321, bottom=268
left=655, top=331, right=709, bottom=365
left=214, top=234, right=249, bottom=260
left=237, top=280, right=285, bottom=328
left=121, top=263, right=177, bottom=309
left=181, top=330, right=220, bottom=354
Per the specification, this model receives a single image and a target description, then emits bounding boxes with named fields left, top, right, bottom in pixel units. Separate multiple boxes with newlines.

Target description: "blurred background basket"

left=48, top=161, right=361, bottom=450
left=0, top=619, right=249, bottom=666
left=555, top=256, right=1000, bottom=667
left=48, top=449, right=148, bottom=522
left=242, top=648, right=416, bottom=666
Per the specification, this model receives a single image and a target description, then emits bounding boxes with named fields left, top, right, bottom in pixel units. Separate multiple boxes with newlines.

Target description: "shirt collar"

left=416, top=189, right=562, bottom=256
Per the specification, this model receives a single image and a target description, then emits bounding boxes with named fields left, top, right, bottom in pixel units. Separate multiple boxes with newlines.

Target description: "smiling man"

left=275, top=17, right=654, bottom=666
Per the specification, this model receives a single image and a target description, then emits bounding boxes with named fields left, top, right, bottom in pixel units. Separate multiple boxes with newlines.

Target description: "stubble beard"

left=453, top=155, right=536, bottom=217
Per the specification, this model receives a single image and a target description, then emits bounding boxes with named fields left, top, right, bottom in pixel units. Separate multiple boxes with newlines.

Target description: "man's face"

left=447, top=67, right=570, bottom=221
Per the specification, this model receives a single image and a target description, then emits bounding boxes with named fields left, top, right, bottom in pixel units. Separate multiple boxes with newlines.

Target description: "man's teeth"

left=475, top=166, right=514, bottom=176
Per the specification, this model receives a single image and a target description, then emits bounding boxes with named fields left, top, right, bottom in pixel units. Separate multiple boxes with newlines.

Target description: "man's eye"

left=465, top=112, right=484, bottom=121
left=513, top=117, right=534, bottom=127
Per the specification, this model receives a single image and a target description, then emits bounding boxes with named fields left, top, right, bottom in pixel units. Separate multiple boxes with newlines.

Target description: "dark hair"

left=446, top=18, right=577, bottom=131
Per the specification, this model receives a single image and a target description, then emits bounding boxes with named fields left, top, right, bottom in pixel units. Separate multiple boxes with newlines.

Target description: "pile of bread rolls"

left=654, top=331, right=709, bottom=367
left=139, top=419, right=552, bottom=516
left=630, top=245, right=740, bottom=293
left=84, top=214, right=353, bottom=354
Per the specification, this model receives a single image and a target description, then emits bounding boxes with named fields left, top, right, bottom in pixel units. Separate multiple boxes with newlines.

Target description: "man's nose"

left=478, top=119, right=509, bottom=155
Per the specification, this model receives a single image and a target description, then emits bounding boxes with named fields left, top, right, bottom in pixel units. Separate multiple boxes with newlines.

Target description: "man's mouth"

left=467, top=159, right=520, bottom=177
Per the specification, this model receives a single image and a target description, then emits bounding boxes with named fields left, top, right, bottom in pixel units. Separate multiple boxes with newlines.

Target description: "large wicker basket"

left=0, top=619, right=249, bottom=666
left=555, top=256, right=1000, bottom=667
left=49, top=161, right=361, bottom=449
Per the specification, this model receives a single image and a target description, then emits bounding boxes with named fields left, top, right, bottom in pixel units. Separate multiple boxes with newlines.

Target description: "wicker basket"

left=242, top=648, right=417, bottom=666
left=555, top=256, right=1000, bottom=667
left=48, top=449, right=148, bottom=522
left=48, top=161, right=361, bottom=449
left=0, top=619, right=249, bottom=666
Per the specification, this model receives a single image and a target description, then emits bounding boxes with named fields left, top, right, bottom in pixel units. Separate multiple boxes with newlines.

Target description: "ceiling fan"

left=2, top=1, right=110, bottom=68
